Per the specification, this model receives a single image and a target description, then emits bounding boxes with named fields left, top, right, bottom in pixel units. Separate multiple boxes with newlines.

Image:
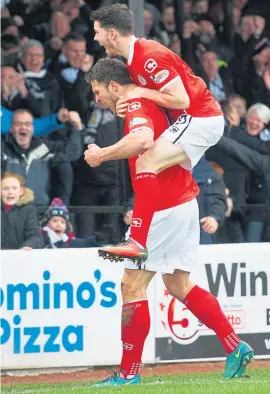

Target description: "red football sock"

left=184, top=286, right=240, bottom=354
left=120, top=299, right=150, bottom=378
left=130, top=172, right=159, bottom=248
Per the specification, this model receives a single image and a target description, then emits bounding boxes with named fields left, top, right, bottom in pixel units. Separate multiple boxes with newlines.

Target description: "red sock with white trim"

left=120, top=300, right=150, bottom=378
left=183, top=286, right=240, bottom=354
left=130, top=172, right=159, bottom=248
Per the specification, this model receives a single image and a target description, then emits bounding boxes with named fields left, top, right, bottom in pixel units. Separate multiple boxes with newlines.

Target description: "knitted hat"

left=43, top=198, right=70, bottom=224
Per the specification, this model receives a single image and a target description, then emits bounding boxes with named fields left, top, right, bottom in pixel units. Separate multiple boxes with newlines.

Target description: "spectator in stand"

left=206, top=102, right=270, bottom=243
left=192, top=156, right=227, bottom=244
left=1, top=109, right=82, bottom=205
left=41, top=197, right=113, bottom=248
left=242, top=43, right=270, bottom=107
left=48, top=32, right=93, bottom=124
left=200, top=50, right=235, bottom=102
left=161, top=5, right=176, bottom=41
left=1, top=105, right=67, bottom=136
left=1, top=34, right=21, bottom=67
left=169, top=34, right=182, bottom=57
left=30, top=11, right=71, bottom=61
left=144, top=3, right=170, bottom=47
left=44, top=12, right=71, bottom=61
left=1, top=172, right=43, bottom=250
left=192, top=0, right=209, bottom=15
left=195, top=14, right=234, bottom=63
left=1, top=66, right=28, bottom=111
left=72, top=103, right=122, bottom=241
left=14, top=40, right=63, bottom=117
left=227, top=93, right=247, bottom=124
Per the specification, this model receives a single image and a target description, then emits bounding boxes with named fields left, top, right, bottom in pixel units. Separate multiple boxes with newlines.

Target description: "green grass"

left=2, top=369, right=270, bottom=394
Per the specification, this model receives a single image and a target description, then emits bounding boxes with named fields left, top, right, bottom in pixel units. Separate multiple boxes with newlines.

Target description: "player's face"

left=93, top=21, right=119, bottom=57
left=91, top=80, right=118, bottom=113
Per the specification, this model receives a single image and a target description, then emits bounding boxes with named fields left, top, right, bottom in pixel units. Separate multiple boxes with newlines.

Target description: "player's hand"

left=58, top=108, right=70, bottom=123
left=123, top=210, right=133, bottom=226
left=68, top=111, right=83, bottom=129
left=84, top=144, right=103, bottom=167
left=200, top=216, right=219, bottom=234
left=116, top=97, right=129, bottom=119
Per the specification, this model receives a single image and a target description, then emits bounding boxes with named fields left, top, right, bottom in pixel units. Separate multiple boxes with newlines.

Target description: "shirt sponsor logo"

left=144, top=59, right=158, bottom=73
left=128, top=102, right=141, bottom=112
left=138, top=74, right=147, bottom=85
left=129, top=117, right=147, bottom=127
left=150, top=69, right=169, bottom=83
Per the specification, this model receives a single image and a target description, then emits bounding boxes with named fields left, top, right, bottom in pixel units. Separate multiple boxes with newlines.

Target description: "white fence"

left=1, top=244, right=270, bottom=370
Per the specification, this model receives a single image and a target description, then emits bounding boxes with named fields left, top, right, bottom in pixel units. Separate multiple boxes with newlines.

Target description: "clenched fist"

left=69, top=111, right=83, bottom=129
left=58, top=108, right=70, bottom=123
left=84, top=144, right=103, bottom=167
left=81, top=54, right=94, bottom=72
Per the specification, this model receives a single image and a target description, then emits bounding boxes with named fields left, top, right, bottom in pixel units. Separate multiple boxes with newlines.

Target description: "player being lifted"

left=88, top=3, right=224, bottom=263
left=84, top=57, right=253, bottom=387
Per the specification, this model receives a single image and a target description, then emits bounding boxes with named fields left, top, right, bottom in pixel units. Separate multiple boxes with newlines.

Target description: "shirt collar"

left=127, top=36, right=137, bottom=66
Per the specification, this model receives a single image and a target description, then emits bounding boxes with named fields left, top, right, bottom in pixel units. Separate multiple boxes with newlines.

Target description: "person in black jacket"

left=48, top=33, right=93, bottom=124
left=1, top=172, right=43, bottom=250
left=15, top=40, right=63, bottom=117
left=1, top=108, right=83, bottom=205
left=192, top=156, right=227, bottom=244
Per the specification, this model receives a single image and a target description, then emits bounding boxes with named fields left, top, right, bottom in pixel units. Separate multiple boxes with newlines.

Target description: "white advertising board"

left=0, top=248, right=155, bottom=369
left=155, top=243, right=270, bottom=362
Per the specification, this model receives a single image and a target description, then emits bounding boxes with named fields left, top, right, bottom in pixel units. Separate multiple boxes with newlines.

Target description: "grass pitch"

left=2, top=368, right=269, bottom=394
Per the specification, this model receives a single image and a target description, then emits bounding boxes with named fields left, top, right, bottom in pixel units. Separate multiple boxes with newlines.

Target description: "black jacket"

left=2, top=128, right=82, bottom=205
left=1, top=188, right=44, bottom=250
left=48, top=55, right=92, bottom=124
left=193, top=157, right=227, bottom=223
left=11, top=67, right=63, bottom=117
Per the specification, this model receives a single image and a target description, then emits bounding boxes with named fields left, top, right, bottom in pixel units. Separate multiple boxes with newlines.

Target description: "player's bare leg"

left=92, top=269, right=155, bottom=387
left=163, top=269, right=254, bottom=378
left=98, top=137, right=189, bottom=263
left=136, top=136, right=190, bottom=174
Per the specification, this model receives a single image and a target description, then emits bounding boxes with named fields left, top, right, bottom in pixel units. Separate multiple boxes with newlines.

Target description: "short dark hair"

left=12, top=109, right=34, bottom=122
left=85, top=57, right=132, bottom=87
left=91, top=4, right=134, bottom=35
left=63, top=32, right=86, bottom=45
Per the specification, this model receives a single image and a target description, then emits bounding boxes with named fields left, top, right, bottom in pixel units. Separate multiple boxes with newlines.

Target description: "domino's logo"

left=0, top=270, right=117, bottom=354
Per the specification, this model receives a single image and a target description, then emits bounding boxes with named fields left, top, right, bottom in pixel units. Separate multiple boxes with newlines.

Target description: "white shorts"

left=125, top=198, right=200, bottom=274
left=162, top=114, right=224, bottom=170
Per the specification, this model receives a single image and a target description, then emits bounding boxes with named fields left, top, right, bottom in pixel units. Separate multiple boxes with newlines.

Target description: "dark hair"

left=1, top=34, right=20, bottom=50
left=85, top=57, right=132, bottom=87
left=220, top=101, right=233, bottom=118
left=91, top=4, right=134, bottom=35
left=63, top=32, right=85, bottom=45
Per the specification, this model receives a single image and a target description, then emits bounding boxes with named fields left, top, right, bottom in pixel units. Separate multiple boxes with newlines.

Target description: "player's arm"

left=101, top=127, right=154, bottom=161
left=138, top=76, right=190, bottom=110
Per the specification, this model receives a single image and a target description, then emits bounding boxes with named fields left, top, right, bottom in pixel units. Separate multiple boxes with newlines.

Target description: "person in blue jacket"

left=1, top=105, right=67, bottom=136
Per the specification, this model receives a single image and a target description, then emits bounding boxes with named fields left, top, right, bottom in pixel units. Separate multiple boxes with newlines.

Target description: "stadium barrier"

left=1, top=244, right=270, bottom=370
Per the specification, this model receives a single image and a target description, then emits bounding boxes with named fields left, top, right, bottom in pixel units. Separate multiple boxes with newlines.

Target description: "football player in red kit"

left=84, top=58, right=253, bottom=387
left=91, top=3, right=225, bottom=262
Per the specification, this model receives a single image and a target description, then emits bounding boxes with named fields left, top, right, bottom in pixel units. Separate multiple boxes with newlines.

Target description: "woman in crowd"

left=1, top=172, right=44, bottom=250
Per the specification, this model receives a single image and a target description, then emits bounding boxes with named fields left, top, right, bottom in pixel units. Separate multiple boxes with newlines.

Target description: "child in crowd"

left=41, top=198, right=112, bottom=248
left=1, top=172, right=43, bottom=250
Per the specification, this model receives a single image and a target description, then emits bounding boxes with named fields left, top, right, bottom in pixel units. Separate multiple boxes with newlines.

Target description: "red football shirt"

left=127, top=38, right=223, bottom=121
left=125, top=97, right=199, bottom=212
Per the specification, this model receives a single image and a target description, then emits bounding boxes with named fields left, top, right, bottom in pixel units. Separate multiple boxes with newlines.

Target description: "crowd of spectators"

left=1, top=0, right=270, bottom=250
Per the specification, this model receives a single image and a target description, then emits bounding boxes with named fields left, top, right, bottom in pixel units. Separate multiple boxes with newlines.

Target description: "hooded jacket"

left=1, top=187, right=44, bottom=250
